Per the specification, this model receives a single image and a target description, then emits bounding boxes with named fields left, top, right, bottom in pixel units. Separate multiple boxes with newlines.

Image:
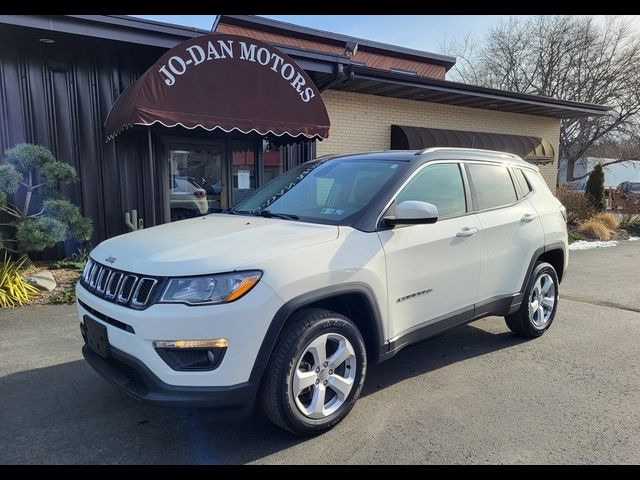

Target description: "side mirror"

left=384, top=201, right=439, bottom=226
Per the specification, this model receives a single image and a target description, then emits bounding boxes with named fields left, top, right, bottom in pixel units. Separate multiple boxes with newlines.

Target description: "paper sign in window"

left=237, top=170, right=250, bottom=190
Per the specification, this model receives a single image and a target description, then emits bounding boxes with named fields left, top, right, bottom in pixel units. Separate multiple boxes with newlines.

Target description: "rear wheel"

left=505, top=262, right=559, bottom=337
left=260, top=308, right=367, bottom=436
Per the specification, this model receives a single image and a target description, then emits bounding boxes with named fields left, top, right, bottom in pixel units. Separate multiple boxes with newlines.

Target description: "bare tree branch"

left=439, top=15, right=640, bottom=181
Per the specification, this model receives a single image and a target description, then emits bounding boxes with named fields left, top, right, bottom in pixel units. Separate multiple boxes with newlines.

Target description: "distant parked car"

left=170, top=176, right=209, bottom=221
left=612, top=181, right=640, bottom=210
left=615, top=181, right=640, bottom=197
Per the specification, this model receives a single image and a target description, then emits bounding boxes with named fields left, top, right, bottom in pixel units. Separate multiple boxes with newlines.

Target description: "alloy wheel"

left=529, top=273, right=556, bottom=329
left=292, top=333, right=357, bottom=419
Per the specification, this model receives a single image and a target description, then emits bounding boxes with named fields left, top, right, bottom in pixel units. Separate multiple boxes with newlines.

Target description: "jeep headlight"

left=159, top=271, right=262, bottom=305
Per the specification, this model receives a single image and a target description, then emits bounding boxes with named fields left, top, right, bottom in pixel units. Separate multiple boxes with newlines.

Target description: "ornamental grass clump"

left=577, top=219, right=614, bottom=241
left=592, top=212, right=620, bottom=230
left=0, top=252, right=39, bottom=308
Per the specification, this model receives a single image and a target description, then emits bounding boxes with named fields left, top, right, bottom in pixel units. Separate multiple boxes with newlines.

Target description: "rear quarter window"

left=523, top=170, right=553, bottom=195
left=512, top=168, right=532, bottom=198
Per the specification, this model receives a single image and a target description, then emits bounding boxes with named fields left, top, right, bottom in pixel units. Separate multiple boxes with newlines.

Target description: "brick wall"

left=317, top=89, right=561, bottom=189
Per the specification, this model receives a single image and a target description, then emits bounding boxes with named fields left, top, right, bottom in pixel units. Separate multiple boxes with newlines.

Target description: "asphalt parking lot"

left=1, top=241, right=639, bottom=464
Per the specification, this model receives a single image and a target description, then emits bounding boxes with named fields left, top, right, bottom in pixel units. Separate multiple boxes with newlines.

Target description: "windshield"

left=231, top=158, right=405, bottom=225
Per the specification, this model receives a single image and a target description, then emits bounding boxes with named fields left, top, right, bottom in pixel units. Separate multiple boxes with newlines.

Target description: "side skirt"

left=379, top=293, right=521, bottom=363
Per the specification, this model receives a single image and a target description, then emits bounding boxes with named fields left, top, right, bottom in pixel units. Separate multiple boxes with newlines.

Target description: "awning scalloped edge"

left=105, top=120, right=327, bottom=143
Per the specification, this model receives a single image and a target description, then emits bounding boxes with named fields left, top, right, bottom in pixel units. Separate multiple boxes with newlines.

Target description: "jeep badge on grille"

left=105, top=256, right=117, bottom=264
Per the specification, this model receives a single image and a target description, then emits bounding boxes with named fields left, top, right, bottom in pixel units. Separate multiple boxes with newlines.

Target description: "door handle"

left=456, top=227, right=478, bottom=238
left=521, top=213, right=537, bottom=223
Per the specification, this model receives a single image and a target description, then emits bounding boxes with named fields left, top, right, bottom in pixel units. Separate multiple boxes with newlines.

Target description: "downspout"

left=317, top=62, right=353, bottom=92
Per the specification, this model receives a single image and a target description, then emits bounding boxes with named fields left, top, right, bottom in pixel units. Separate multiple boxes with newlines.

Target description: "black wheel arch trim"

left=533, top=241, right=566, bottom=283
left=250, top=283, right=386, bottom=381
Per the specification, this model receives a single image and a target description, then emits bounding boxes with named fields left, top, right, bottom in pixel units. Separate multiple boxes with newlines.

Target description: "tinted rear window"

left=467, top=164, right=518, bottom=210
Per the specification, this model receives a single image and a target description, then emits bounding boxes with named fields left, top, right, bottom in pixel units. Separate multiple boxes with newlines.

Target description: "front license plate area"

left=84, top=315, right=110, bottom=358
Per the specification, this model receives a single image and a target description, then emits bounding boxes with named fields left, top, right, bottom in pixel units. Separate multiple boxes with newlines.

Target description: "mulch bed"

left=23, top=263, right=81, bottom=305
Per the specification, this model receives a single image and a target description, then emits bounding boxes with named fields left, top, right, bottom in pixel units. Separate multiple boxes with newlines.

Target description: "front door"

left=167, top=142, right=227, bottom=221
left=378, top=162, right=481, bottom=340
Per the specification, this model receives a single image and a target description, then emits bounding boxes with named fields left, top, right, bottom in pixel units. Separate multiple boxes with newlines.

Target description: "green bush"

left=585, top=164, right=606, bottom=212
left=43, top=200, right=93, bottom=242
left=16, top=218, right=67, bottom=252
left=621, top=220, right=640, bottom=236
left=49, top=286, right=76, bottom=305
left=0, top=164, right=21, bottom=193
left=50, top=258, right=86, bottom=271
left=0, top=143, right=93, bottom=255
left=567, top=229, right=585, bottom=244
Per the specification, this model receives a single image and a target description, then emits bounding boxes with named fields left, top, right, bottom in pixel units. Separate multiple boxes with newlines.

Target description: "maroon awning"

left=104, top=33, right=330, bottom=142
left=391, top=125, right=555, bottom=164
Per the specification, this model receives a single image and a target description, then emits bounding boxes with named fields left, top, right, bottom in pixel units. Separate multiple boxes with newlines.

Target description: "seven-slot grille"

left=80, top=259, right=159, bottom=308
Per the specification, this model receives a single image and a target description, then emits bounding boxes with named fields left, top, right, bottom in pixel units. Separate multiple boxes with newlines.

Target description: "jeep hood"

left=90, top=214, right=339, bottom=276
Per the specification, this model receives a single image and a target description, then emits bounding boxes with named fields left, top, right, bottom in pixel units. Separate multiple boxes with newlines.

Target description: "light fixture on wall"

left=38, top=38, right=56, bottom=44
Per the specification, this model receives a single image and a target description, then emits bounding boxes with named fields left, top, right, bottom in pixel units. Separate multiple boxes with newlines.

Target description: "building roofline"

left=0, top=14, right=204, bottom=48
left=215, top=15, right=457, bottom=70
left=350, top=66, right=611, bottom=117
left=103, top=14, right=212, bottom=36
left=0, top=14, right=611, bottom=117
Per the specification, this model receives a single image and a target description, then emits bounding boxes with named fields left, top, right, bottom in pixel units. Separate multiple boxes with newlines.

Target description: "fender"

left=248, top=282, right=386, bottom=384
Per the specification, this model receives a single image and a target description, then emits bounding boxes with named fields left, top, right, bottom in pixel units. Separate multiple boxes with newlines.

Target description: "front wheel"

left=505, top=262, right=559, bottom=337
left=260, top=308, right=367, bottom=436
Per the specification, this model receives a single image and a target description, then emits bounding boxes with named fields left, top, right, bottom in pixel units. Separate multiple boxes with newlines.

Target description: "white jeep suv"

left=77, top=148, right=568, bottom=435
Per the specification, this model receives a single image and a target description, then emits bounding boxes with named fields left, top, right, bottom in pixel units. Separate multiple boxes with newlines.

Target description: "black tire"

left=260, top=308, right=367, bottom=436
left=505, top=261, right=559, bottom=337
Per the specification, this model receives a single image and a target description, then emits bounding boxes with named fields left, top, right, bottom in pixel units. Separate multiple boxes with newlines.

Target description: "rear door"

left=466, top=163, right=545, bottom=303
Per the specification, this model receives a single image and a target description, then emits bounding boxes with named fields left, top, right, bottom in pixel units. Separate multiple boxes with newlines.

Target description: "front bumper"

left=82, top=343, right=260, bottom=418
left=76, top=281, right=282, bottom=387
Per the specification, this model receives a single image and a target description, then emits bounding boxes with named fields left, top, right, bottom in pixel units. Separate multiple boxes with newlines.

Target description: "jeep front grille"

left=80, top=259, right=162, bottom=309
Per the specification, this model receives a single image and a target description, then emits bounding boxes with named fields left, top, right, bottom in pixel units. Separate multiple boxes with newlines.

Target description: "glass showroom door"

left=230, top=140, right=258, bottom=204
left=167, top=142, right=227, bottom=221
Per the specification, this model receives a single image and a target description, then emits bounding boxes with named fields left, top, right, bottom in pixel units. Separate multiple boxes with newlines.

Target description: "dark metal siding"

left=0, top=24, right=164, bottom=256
left=0, top=23, right=318, bottom=259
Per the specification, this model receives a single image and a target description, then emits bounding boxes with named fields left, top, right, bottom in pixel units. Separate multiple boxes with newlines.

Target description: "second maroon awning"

left=105, top=33, right=330, bottom=142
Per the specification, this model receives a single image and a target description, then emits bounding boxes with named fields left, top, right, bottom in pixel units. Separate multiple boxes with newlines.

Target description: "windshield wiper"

left=223, top=208, right=239, bottom=215
left=255, top=210, right=300, bottom=220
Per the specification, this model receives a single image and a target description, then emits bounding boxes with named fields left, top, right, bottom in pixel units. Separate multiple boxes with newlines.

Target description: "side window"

left=394, top=163, right=467, bottom=219
left=523, top=169, right=553, bottom=195
left=512, top=168, right=532, bottom=199
left=467, top=164, right=518, bottom=210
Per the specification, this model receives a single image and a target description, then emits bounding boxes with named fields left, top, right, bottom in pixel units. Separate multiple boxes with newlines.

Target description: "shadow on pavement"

left=1, top=321, right=526, bottom=464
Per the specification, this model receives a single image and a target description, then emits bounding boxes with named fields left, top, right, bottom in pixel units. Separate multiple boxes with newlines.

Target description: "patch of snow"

left=569, top=240, right=618, bottom=251
left=629, top=237, right=640, bottom=242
